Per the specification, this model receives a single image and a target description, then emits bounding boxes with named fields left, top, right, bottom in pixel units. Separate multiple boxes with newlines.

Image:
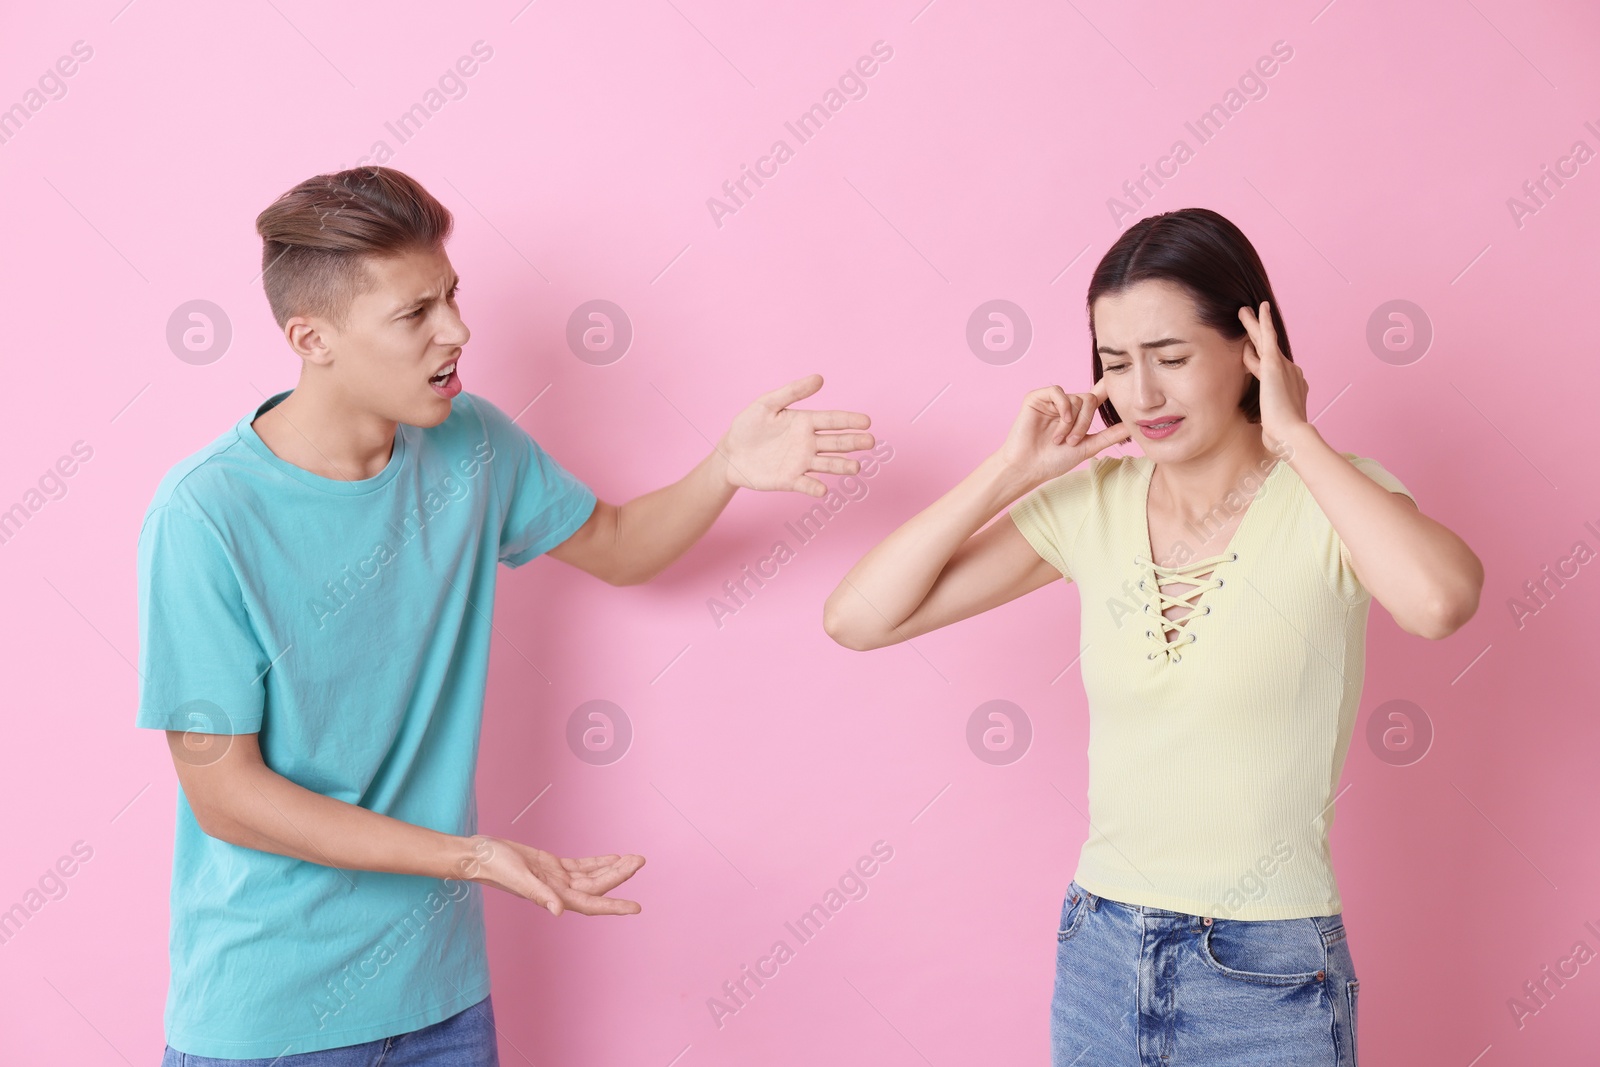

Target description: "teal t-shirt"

left=134, top=389, right=596, bottom=1058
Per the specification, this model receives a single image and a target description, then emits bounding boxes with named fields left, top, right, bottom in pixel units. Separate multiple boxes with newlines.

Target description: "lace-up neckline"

left=1134, top=549, right=1238, bottom=663
left=1135, top=456, right=1284, bottom=664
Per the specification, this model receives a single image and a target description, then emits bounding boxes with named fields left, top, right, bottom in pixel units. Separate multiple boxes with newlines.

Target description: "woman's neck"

left=1148, top=432, right=1281, bottom=527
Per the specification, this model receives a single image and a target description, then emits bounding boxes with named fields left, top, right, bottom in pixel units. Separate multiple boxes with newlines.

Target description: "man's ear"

left=285, top=316, right=334, bottom=368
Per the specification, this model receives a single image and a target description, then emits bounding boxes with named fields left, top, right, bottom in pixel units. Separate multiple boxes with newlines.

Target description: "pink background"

left=2, top=1, right=1597, bottom=1063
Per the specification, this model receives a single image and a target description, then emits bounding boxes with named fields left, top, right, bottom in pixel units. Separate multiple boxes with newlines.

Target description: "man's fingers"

left=566, top=854, right=645, bottom=875
left=793, top=474, right=828, bottom=497
left=758, top=373, right=825, bottom=411
left=809, top=455, right=859, bottom=476
left=806, top=409, right=872, bottom=432
left=517, top=872, right=564, bottom=916
left=560, top=890, right=643, bottom=916
left=814, top=431, right=876, bottom=454
left=572, top=861, right=646, bottom=896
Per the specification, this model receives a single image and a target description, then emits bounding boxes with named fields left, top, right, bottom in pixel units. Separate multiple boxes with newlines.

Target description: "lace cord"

left=1134, top=550, right=1239, bottom=664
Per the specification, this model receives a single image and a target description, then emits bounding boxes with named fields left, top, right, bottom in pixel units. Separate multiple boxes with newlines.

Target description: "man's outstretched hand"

left=717, top=373, right=875, bottom=498
left=462, top=835, right=645, bottom=917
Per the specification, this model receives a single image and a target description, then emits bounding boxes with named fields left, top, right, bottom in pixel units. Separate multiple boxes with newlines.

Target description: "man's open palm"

left=467, top=835, right=645, bottom=917
left=718, top=373, right=875, bottom=498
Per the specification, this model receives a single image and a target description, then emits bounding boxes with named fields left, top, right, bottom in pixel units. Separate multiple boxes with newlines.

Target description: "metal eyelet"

left=1216, top=579, right=1224, bottom=587
left=1231, top=552, right=1239, bottom=561
left=1147, top=652, right=1157, bottom=660
left=1189, top=633, right=1198, bottom=643
left=1138, top=579, right=1145, bottom=590
left=1171, top=654, right=1181, bottom=663
left=1203, top=606, right=1212, bottom=615
left=1145, top=630, right=1153, bottom=639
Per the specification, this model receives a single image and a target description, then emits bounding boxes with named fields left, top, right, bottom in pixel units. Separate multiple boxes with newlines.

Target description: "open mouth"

left=428, top=361, right=461, bottom=397
left=1138, top=417, right=1183, bottom=437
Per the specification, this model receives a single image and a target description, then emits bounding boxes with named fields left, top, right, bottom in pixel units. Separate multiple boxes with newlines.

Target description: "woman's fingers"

left=1256, top=301, right=1280, bottom=354
left=1044, top=386, right=1072, bottom=444
left=1082, top=420, right=1136, bottom=454
left=1065, top=378, right=1116, bottom=446
left=1064, top=394, right=1095, bottom=446
left=1239, top=301, right=1281, bottom=362
left=1241, top=336, right=1263, bottom=379
left=1021, top=384, right=1108, bottom=449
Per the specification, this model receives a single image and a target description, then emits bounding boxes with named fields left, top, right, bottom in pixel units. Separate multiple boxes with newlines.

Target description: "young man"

left=136, top=166, right=878, bottom=1064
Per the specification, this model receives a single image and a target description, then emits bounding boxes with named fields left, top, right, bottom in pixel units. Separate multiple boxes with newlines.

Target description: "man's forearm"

left=195, top=755, right=481, bottom=882
left=609, top=447, right=740, bottom=584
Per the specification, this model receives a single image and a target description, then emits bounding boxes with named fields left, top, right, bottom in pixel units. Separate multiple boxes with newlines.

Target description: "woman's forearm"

left=1284, top=424, right=1482, bottom=636
left=825, top=450, right=1035, bottom=641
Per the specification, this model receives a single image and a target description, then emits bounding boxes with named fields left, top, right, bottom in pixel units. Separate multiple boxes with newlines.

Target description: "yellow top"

left=1008, top=451, right=1415, bottom=919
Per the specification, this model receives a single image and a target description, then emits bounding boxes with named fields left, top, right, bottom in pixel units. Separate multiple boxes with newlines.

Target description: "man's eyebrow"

left=390, top=274, right=460, bottom=314
left=1096, top=336, right=1190, bottom=356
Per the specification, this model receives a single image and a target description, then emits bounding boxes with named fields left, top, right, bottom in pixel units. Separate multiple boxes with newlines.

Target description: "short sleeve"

left=1330, top=454, right=1417, bottom=602
left=1008, top=465, right=1097, bottom=581
left=135, top=504, right=270, bottom=734
left=468, top=394, right=597, bottom=568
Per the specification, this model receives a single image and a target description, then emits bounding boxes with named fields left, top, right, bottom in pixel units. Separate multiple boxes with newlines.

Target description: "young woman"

left=823, top=208, right=1482, bottom=1065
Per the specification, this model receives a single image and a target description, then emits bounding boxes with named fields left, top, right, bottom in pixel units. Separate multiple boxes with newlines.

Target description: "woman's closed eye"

left=1105, top=358, right=1190, bottom=372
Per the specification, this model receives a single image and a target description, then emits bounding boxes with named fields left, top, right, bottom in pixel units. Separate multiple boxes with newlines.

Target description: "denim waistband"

left=1069, top=880, right=1341, bottom=925
left=1072, top=882, right=1194, bottom=918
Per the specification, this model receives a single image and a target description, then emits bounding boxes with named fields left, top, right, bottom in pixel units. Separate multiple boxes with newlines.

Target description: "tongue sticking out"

left=428, top=367, right=462, bottom=398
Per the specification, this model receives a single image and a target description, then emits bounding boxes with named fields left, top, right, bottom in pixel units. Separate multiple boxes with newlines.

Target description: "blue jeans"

left=1051, top=882, right=1359, bottom=1066
left=159, top=995, right=499, bottom=1066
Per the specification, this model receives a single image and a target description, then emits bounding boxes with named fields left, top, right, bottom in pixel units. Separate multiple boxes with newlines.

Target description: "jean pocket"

left=1199, top=916, right=1326, bottom=986
left=1058, top=885, right=1091, bottom=944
